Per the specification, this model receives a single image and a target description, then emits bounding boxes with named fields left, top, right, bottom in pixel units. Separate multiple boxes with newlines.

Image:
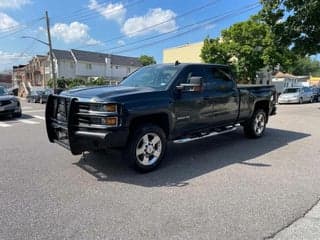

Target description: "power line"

left=52, top=0, right=144, bottom=24
left=111, top=3, right=260, bottom=55
left=0, top=18, right=44, bottom=40
left=75, top=0, right=223, bottom=49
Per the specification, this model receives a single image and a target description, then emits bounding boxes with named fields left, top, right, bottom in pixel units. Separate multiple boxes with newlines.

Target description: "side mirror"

left=176, top=76, right=203, bottom=92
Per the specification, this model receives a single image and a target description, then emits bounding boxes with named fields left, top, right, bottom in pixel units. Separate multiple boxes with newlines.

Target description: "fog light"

left=101, top=117, right=118, bottom=126
left=104, top=104, right=117, bottom=112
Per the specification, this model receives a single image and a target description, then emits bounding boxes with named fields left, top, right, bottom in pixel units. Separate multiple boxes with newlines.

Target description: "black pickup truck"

left=46, top=63, right=277, bottom=172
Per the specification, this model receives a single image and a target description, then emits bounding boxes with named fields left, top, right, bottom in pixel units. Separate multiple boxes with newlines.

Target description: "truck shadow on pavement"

left=74, top=128, right=310, bottom=187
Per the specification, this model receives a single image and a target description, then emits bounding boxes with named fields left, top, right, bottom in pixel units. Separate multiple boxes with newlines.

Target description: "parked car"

left=311, top=87, right=320, bottom=102
left=39, top=89, right=53, bottom=104
left=27, top=88, right=53, bottom=104
left=278, top=87, right=313, bottom=104
left=46, top=63, right=277, bottom=172
left=0, top=86, right=22, bottom=118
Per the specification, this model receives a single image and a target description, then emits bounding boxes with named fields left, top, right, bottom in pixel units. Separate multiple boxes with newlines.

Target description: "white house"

left=272, top=72, right=310, bottom=93
left=52, top=49, right=76, bottom=79
left=51, top=49, right=142, bottom=81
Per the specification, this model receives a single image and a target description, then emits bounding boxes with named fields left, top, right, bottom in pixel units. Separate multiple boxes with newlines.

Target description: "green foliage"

left=47, top=77, right=108, bottom=89
left=201, top=16, right=293, bottom=83
left=288, top=57, right=320, bottom=76
left=260, top=0, right=320, bottom=56
left=139, top=55, right=156, bottom=66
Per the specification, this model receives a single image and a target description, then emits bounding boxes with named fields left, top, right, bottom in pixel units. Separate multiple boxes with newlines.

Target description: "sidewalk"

left=270, top=199, right=320, bottom=240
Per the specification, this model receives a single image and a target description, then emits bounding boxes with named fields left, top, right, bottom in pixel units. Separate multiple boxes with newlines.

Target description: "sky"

left=0, top=0, right=261, bottom=71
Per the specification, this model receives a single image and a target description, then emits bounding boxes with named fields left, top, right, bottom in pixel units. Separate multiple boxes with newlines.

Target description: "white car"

left=278, top=87, right=314, bottom=104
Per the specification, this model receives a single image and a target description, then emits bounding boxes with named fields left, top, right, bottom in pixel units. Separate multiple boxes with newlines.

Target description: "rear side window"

left=204, top=67, right=235, bottom=91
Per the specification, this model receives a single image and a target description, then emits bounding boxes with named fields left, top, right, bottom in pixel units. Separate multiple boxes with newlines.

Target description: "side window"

left=205, top=67, right=234, bottom=91
left=178, top=66, right=207, bottom=85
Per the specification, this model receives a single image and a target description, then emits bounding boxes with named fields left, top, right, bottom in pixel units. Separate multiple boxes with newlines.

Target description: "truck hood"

left=60, top=85, right=157, bottom=101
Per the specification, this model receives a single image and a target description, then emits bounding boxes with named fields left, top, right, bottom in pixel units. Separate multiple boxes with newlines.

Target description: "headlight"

left=90, top=103, right=118, bottom=113
left=101, top=117, right=118, bottom=126
left=104, top=104, right=117, bottom=112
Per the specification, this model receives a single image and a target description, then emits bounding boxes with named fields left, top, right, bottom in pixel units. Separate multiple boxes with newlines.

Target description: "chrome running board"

left=173, top=124, right=240, bottom=144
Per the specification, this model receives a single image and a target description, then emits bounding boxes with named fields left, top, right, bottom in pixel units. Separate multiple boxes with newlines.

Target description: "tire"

left=13, top=109, right=22, bottom=118
left=243, top=109, right=267, bottom=139
left=123, top=124, right=166, bottom=173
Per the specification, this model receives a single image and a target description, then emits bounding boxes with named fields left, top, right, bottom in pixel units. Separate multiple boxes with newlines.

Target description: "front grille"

left=53, top=97, right=71, bottom=123
left=0, top=100, right=12, bottom=106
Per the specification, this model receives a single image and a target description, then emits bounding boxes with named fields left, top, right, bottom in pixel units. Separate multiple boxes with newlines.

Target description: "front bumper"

left=0, top=102, right=21, bottom=116
left=46, top=95, right=129, bottom=155
left=278, top=98, right=299, bottom=104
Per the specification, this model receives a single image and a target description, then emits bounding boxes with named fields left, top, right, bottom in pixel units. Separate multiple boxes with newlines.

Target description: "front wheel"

left=243, top=109, right=267, bottom=138
left=299, top=97, right=303, bottom=104
left=124, top=124, right=166, bottom=172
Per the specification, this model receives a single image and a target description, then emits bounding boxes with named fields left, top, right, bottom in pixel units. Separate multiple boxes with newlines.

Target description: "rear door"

left=204, top=66, right=239, bottom=125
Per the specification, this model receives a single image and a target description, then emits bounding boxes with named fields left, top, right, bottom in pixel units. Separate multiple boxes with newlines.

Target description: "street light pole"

left=45, top=11, right=56, bottom=92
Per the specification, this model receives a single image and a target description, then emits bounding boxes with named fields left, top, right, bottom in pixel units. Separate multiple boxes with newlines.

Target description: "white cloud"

left=117, top=40, right=125, bottom=46
left=51, top=21, right=101, bottom=45
left=0, top=12, right=19, bottom=32
left=0, top=0, right=31, bottom=9
left=205, top=23, right=216, bottom=30
left=0, top=51, right=31, bottom=70
left=122, top=8, right=177, bottom=37
left=88, top=0, right=126, bottom=24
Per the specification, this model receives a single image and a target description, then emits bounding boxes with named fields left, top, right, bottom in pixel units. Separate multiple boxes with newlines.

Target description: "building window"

left=86, top=63, right=92, bottom=70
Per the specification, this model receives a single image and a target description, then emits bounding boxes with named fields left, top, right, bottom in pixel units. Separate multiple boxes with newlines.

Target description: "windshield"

left=0, top=87, right=8, bottom=96
left=120, top=65, right=179, bottom=90
left=283, top=88, right=300, bottom=93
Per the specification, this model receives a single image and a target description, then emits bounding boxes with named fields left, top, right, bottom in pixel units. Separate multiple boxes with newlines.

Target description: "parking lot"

left=1, top=99, right=320, bottom=240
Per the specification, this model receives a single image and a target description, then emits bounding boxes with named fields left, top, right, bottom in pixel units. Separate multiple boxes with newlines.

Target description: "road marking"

left=23, top=110, right=44, bottom=113
left=0, top=122, right=11, bottom=127
left=33, top=115, right=45, bottom=120
left=18, top=119, right=40, bottom=125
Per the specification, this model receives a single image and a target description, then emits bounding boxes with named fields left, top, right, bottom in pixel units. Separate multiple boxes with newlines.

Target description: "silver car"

left=0, top=86, right=22, bottom=118
left=278, top=87, right=314, bottom=104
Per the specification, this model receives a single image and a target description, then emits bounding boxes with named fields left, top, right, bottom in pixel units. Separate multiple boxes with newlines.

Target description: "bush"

left=47, top=77, right=108, bottom=89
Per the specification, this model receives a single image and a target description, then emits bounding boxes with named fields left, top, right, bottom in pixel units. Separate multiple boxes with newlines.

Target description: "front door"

left=172, top=66, right=212, bottom=136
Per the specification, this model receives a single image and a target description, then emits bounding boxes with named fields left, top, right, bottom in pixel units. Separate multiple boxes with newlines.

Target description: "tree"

left=139, top=55, right=156, bottom=66
left=288, top=57, right=320, bottom=76
left=201, top=16, right=293, bottom=83
left=260, top=0, right=320, bottom=56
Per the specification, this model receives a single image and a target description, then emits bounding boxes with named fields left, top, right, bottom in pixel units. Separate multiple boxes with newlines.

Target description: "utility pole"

left=45, top=11, right=56, bottom=92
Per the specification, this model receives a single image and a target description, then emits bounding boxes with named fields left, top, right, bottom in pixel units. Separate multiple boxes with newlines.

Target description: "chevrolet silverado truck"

left=45, top=63, right=277, bottom=172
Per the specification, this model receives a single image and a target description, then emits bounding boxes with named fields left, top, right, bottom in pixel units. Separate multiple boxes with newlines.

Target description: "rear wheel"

left=124, top=124, right=166, bottom=172
left=243, top=109, right=267, bottom=138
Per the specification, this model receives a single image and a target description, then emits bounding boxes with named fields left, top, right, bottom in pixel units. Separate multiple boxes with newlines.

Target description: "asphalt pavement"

left=0, top=99, right=320, bottom=240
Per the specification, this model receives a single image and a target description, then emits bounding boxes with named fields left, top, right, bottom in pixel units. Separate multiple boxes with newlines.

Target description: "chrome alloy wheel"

left=136, top=133, right=162, bottom=166
left=254, top=112, right=266, bottom=135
